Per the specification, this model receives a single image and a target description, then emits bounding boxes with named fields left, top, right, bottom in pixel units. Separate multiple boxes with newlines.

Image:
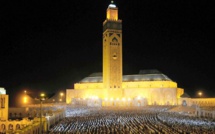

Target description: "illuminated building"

left=0, top=87, right=65, bottom=133
left=0, top=87, right=8, bottom=120
left=66, top=1, right=185, bottom=106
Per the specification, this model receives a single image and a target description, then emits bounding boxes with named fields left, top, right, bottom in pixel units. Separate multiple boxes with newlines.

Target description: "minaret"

left=0, top=87, right=8, bottom=120
left=103, top=1, right=123, bottom=98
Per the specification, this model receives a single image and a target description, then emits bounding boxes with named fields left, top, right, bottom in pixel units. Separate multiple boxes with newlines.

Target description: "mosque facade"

left=66, top=1, right=185, bottom=107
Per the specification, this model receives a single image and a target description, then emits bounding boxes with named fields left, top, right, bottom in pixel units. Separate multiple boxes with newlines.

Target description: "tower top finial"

left=108, top=0, right=116, bottom=8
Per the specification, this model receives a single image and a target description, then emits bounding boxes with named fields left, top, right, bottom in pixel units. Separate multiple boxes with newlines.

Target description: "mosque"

left=66, top=1, right=185, bottom=107
left=65, top=1, right=215, bottom=107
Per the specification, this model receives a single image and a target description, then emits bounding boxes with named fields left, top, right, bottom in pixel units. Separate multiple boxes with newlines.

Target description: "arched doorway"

left=0, top=124, right=6, bottom=133
left=9, top=124, right=13, bottom=131
left=16, top=124, right=21, bottom=130
left=182, top=100, right=187, bottom=106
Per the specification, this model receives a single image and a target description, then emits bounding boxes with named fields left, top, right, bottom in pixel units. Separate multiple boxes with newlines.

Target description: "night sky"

left=1, top=0, right=214, bottom=106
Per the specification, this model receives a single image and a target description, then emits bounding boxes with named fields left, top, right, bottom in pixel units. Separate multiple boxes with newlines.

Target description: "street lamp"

left=60, top=92, right=64, bottom=97
left=40, top=93, right=46, bottom=134
left=198, top=92, right=202, bottom=98
left=23, top=90, right=28, bottom=104
left=60, top=92, right=64, bottom=102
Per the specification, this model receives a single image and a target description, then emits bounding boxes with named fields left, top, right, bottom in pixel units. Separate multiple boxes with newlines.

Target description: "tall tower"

left=103, top=1, right=123, bottom=98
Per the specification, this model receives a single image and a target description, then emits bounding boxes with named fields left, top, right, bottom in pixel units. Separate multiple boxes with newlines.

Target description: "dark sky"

left=0, top=0, right=214, bottom=106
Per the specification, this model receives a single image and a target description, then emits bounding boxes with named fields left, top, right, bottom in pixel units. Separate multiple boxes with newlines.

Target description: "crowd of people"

left=157, top=112, right=215, bottom=134
left=49, top=106, right=215, bottom=134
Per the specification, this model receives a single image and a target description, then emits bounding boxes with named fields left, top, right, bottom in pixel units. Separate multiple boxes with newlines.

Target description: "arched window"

left=16, top=124, right=21, bottom=130
left=1, top=124, right=6, bottom=131
left=9, top=124, right=13, bottom=130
